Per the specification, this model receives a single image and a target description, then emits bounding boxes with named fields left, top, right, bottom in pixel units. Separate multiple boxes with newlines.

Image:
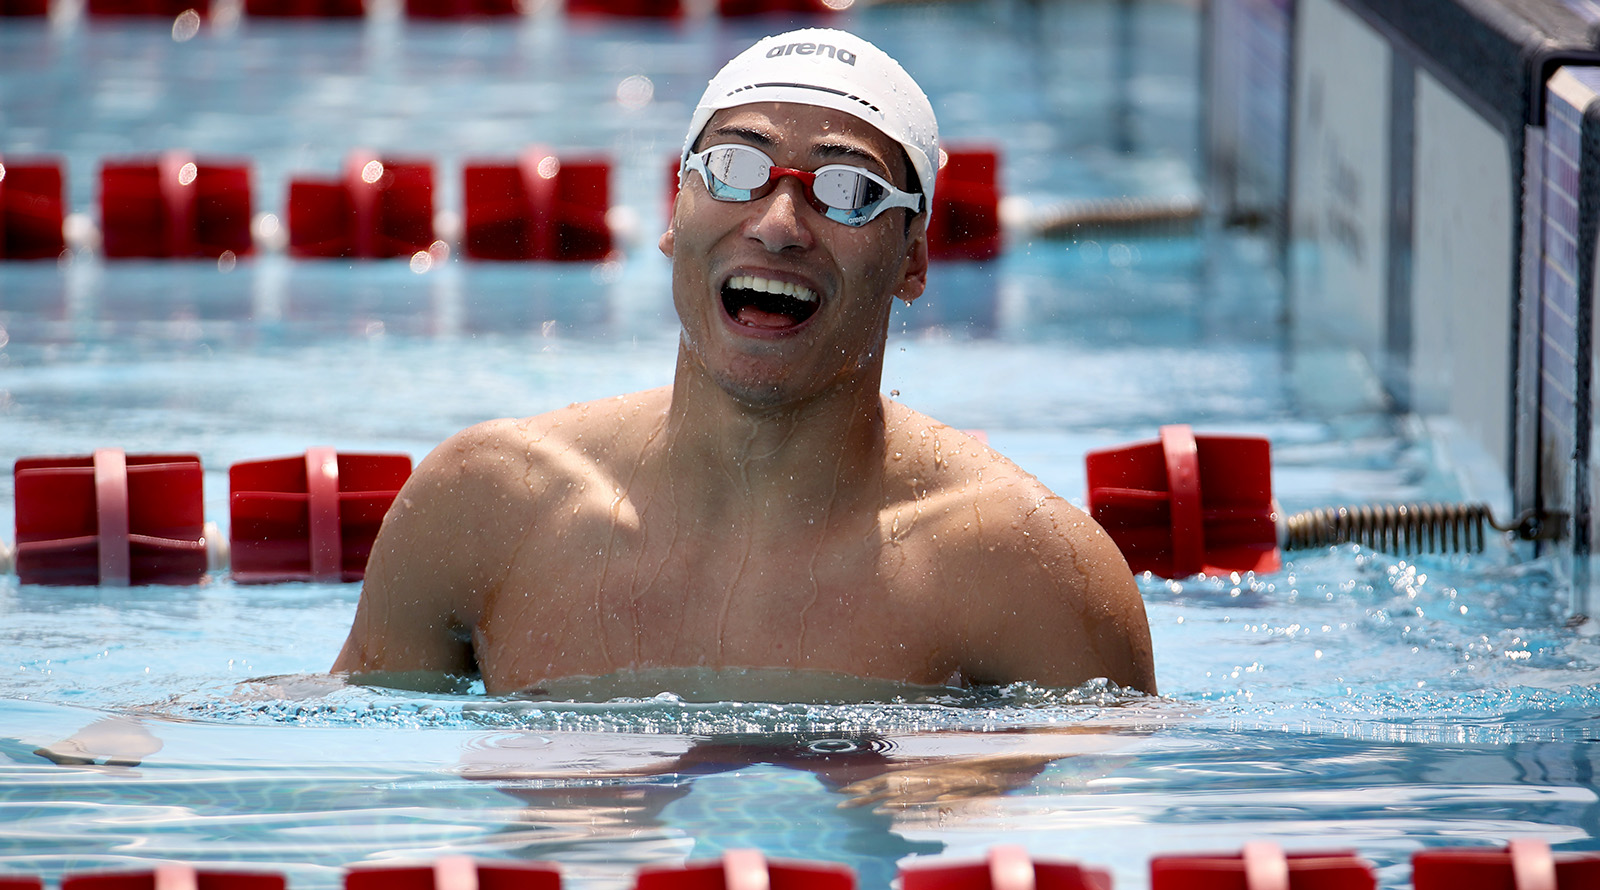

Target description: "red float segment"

left=463, top=148, right=612, bottom=261
left=229, top=450, right=412, bottom=584
left=1085, top=424, right=1280, bottom=578
left=524, top=150, right=610, bottom=261
left=717, top=0, right=841, bottom=14
left=13, top=451, right=209, bottom=587
left=99, top=154, right=253, bottom=259
left=665, top=153, right=685, bottom=214
left=927, top=148, right=1002, bottom=261
left=191, top=161, right=254, bottom=256
left=0, top=877, right=43, bottom=889
left=86, top=0, right=210, bottom=17
left=284, top=178, right=354, bottom=257
left=346, top=856, right=562, bottom=890
left=1151, top=844, right=1375, bottom=890
left=244, top=0, right=362, bottom=15
left=901, top=845, right=1111, bottom=890
left=634, top=849, right=853, bottom=890
left=63, top=864, right=285, bottom=890
left=565, top=0, right=680, bottom=16
left=1413, top=839, right=1600, bottom=890
left=404, top=0, right=516, bottom=16
left=463, top=163, right=529, bottom=259
left=716, top=0, right=838, bottom=13
left=0, top=0, right=49, bottom=14
left=0, top=157, right=66, bottom=259
left=288, top=153, right=434, bottom=259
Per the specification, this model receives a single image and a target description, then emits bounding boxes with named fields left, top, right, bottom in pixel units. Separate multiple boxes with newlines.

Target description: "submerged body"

left=334, top=29, right=1155, bottom=697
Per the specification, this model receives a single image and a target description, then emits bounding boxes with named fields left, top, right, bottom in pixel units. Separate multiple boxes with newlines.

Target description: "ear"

left=892, top=219, right=930, bottom=304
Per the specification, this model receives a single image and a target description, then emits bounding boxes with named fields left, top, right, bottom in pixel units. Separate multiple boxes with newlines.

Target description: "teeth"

left=728, top=274, right=818, bottom=303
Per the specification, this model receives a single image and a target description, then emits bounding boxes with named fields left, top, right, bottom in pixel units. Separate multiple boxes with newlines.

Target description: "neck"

left=659, top=351, right=889, bottom=518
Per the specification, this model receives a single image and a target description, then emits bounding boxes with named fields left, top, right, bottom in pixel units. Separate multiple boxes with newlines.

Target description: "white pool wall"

left=1205, top=0, right=1600, bottom=616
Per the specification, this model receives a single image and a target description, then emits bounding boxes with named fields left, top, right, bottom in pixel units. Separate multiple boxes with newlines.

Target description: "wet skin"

left=333, top=103, right=1156, bottom=696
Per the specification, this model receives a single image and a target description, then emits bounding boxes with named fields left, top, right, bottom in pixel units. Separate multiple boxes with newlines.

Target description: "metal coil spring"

left=1032, top=195, right=1203, bottom=239
left=1282, top=502, right=1495, bottom=554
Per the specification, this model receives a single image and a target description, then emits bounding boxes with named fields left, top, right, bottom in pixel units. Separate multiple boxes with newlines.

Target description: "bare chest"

left=471, top=512, right=961, bottom=692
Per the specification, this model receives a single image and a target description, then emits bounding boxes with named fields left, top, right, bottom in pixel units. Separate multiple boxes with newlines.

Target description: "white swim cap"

left=682, top=28, right=940, bottom=214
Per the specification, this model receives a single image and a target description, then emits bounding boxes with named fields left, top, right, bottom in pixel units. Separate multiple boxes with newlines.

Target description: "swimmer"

left=333, top=28, right=1156, bottom=696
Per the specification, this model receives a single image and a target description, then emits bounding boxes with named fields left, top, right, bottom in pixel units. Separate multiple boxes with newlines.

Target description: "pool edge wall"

left=1206, top=0, right=1599, bottom=616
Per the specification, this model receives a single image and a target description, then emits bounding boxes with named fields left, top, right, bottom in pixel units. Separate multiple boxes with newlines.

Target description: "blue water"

left=3, top=2, right=1599, bottom=888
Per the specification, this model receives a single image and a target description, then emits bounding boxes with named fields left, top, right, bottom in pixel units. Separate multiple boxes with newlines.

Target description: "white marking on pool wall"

left=1411, top=67, right=1514, bottom=473
left=1544, top=66, right=1600, bottom=614
left=1289, top=0, right=1391, bottom=359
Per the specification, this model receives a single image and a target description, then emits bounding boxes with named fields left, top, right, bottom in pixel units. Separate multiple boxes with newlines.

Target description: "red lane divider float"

left=347, top=855, right=561, bottom=890
left=100, top=153, right=253, bottom=259
left=13, top=450, right=208, bottom=586
left=0, top=0, right=49, bottom=14
left=565, top=0, right=681, bottom=16
left=0, top=156, right=66, bottom=259
left=927, top=147, right=1002, bottom=261
left=9, top=448, right=409, bottom=586
left=717, top=0, right=844, bottom=15
left=3, top=845, right=1599, bottom=890
left=1151, top=843, right=1375, bottom=890
left=229, top=448, right=412, bottom=584
left=245, top=0, right=363, bottom=16
left=86, top=0, right=208, bottom=16
left=5, top=146, right=1011, bottom=262
left=1085, top=423, right=1280, bottom=578
left=288, top=152, right=434, bottom=259
left=902, top=845, right=1111, bottom=890
left=62, top=865, right=285, bottom=890
left=1413, top=839, right=1600, bottom=890
left=405, top=0, right=515, bottom=16
left=635, top=849, right=853, bottom=890
left=464, top=148, right=613, bottom=261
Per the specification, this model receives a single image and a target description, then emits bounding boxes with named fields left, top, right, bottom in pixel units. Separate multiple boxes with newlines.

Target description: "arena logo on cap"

left=765, top=42, right=857, bottom=65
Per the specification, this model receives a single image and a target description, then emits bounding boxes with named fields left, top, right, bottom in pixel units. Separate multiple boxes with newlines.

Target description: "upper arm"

left=332, top=422, right=534, bottom=679
left=958, top=490, right=1157, bottom=694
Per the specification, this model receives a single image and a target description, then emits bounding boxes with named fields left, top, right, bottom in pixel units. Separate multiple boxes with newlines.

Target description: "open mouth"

left=721, top=274, right=820, bottom=330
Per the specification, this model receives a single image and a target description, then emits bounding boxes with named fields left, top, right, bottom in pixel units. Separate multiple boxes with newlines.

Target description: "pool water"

left=2, top=1, right=1599, bottom=888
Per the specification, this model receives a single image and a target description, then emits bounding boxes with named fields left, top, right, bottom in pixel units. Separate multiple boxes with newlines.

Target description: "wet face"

left=660, top=102, right=929, bottom=410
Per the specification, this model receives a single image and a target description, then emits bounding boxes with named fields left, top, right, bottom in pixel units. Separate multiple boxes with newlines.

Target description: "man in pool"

left=332, top=28, right=1157, bottom=697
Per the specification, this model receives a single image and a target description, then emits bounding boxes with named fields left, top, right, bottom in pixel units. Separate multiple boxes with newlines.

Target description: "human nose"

left=744, top=175, right=817, bottom=252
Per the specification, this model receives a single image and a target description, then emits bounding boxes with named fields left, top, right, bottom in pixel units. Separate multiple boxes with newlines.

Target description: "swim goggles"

left=683, top=143, right=925, bottom=228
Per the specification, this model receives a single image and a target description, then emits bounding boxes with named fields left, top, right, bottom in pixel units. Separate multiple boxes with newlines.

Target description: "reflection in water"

left=14, top=683, right=1165, bottom=890
left=10, top=699, right=1599, bottom=890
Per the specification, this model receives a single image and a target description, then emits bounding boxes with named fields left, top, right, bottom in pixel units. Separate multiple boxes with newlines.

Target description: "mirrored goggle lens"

left=702, top=146, right=771, bottom=198
left=810, top=167, right=891, bottom=213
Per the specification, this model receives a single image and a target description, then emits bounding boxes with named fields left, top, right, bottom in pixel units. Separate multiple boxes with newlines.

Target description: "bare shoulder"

left=882, top=402, right=1157, bottom=693
left=432, top=386, right=673, bottom=488
left=332, top=388, right=670, bottom=676
left=403, top=386, right=673, bottom=549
